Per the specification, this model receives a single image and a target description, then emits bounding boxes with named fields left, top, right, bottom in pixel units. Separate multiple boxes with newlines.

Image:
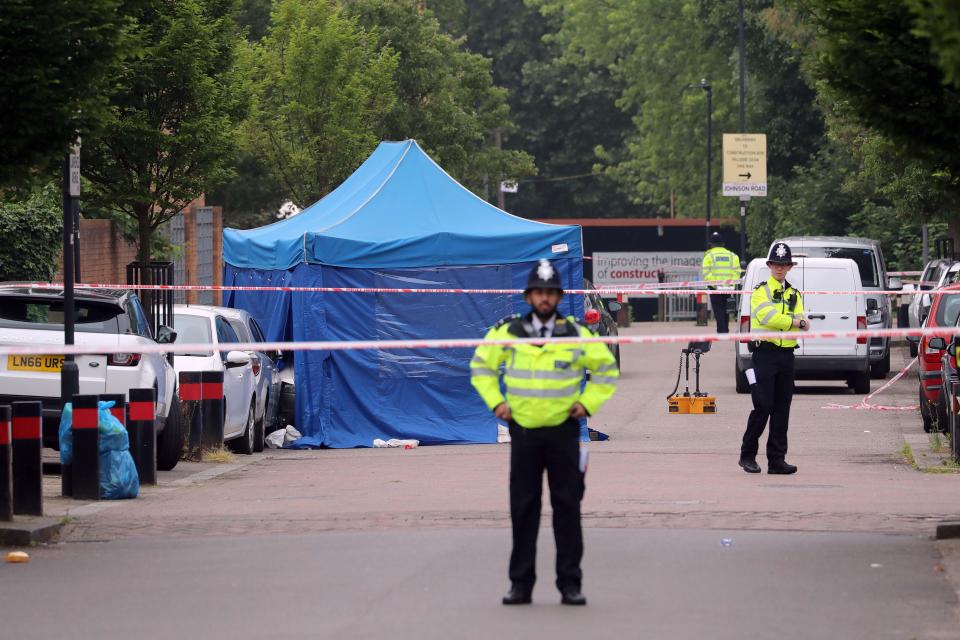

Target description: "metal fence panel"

left=196, top=207, right=214, bottom=305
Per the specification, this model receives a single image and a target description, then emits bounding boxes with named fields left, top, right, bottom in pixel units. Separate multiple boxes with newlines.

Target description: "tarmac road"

left=2, top=324, right=958, bottom=639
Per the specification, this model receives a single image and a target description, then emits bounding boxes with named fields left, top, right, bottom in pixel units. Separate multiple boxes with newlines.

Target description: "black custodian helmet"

left=766, top=242, right=795, bottom=265
left=525, top=259, right=564, bottom=293
left=709, top=231, right=724, bottom=246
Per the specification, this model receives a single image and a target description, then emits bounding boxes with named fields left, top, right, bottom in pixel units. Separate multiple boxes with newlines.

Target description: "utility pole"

left=737, top=0, right=749, bottom=264
left=61, top=142, right=80, bottom=405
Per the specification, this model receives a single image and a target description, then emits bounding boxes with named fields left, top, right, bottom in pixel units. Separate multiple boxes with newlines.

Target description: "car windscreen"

left=0, top=298, right=122, bottom=333
left=798, top=247, right=879, bottom=287
left=172, top=314, right=214, bottom=356
left=935, top=293, right=960, bottom=327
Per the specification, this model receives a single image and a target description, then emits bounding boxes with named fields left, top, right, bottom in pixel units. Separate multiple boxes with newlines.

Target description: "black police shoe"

left=738, top=458, right=761, bottom=474
left=768, top=460, right=798, bottom=475
left=502, top=585, right=532, bottom=605
left=561, top=588, right=587, bottom=606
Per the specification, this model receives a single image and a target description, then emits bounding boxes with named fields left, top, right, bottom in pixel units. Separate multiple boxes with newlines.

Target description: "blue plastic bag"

left=59, top=401, right=139, bottom=499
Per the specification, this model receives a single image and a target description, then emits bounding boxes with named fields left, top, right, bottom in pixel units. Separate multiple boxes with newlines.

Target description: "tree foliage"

left=0, top=0, right=134, bottom=187
left=82, top=0, right=247, bottom=263
left=0, top=184, right=63, bottom=280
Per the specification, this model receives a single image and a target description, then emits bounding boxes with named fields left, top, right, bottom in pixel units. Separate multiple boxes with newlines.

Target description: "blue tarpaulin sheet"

left=222, top=140, right=584, bottom=448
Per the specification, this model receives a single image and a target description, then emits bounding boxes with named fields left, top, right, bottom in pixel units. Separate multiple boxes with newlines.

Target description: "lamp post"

left=688, top=78, right=713, bottom=248
left=737, top=0, right=748, bottom=263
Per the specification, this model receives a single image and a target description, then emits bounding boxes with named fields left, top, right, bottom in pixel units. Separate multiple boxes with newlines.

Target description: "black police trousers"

left=508, top=418, right=583, bottom=592
left=709, top=293, right=730, bottom=333
left=741, top=347, right=795, bottom=462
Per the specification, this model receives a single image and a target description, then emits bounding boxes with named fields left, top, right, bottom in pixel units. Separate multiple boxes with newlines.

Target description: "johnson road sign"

left=722, top=133, right=766, bottom=197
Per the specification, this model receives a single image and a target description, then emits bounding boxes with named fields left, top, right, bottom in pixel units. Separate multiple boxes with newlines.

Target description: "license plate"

left=7, top=354, right=64, bottom=373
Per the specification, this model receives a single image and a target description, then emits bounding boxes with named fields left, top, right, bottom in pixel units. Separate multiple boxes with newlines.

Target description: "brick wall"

left=53, top=218, right=138, bottom=284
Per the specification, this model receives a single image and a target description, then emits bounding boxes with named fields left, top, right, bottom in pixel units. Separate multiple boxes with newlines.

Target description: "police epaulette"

left=754, top=282, right=764, bottom=290
left=495, top=313, right=521, bottom=329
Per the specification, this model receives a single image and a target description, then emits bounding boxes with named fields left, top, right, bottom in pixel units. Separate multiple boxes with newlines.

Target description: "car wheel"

left=852, top=369, right=871, bottom=395
left=920, top=387, right=934, bottom=433
left=231, top=402, right=256, bottom=455
left=870, top=349, right=891, bottom=379
left=253, top=410, right=265, bottom=453
left=156, top=394, right=186, bottom=471
left=735, top=361, right=750, bottom=394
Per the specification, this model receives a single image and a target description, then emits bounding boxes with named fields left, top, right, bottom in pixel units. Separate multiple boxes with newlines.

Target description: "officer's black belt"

left=752, top=341, right=797, bottom=352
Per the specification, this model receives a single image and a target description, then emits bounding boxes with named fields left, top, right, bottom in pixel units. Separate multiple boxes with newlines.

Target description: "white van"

left=735, top=257, right=870, bottom=394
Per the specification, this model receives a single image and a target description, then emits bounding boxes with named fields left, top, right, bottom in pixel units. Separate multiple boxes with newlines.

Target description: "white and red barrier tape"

left=823, top=356, right=919, bottom=411
left=0, top=326, right=955, bottom=357
left=1, top=281, right=921, bottom=296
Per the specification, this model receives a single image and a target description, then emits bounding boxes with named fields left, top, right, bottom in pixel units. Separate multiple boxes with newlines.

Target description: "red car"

left=914, top=284, right=960, bottom=432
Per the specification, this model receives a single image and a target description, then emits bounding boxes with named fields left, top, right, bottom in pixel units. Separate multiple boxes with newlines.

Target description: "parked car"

left=172, top=305, right=261, bottom=453
left=908, top=259, right=957, bottom=336
left=735, top=257, right=869, bottom=394
left=907, top=285, right=960, bottom=432
left=218, top=307, right=282, bottom=438
left=583, top=278, right=622, bottom=366
left=0, top=285, right=185, bottom=469
left=771, top=236, right=901, bottom=378
left=935, top=330, right=960, bottom=443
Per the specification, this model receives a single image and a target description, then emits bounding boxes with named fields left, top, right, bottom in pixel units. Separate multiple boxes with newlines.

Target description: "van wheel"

left=851, top=370, right=871, bottom=395
left=735, top=362, right=750, bottom=394
left=870, top=350, right=891, bottom=379
left=156, top=395, right=185, bottom=471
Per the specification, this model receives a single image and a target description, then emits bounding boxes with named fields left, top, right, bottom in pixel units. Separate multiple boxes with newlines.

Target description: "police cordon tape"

left=0, top=326, right=955, bottom=358
left=823, top=356, right=919, bottom=412
left=3, top=281, right=922, bottom=296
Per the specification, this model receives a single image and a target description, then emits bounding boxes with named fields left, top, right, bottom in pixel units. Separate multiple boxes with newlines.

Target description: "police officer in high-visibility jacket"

left=739, top=242, right=809, bottom=475
left=470, top=259, right=619, bottom=607
left=702, top=232, right=741, bottom=333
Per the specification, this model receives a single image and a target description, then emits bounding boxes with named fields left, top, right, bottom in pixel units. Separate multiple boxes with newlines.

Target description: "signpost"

left=722, top=133, right=767, bottom=262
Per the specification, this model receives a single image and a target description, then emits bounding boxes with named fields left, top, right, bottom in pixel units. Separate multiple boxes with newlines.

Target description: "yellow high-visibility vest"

left=702, top=247, right=741, bottom=282
left=751, top=276, right=805, bottom=348
left=470, top=314, right=619, bottom=428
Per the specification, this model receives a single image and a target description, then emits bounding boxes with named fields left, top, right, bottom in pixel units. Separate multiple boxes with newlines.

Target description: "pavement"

left=2, top=323, right=959, bottom=639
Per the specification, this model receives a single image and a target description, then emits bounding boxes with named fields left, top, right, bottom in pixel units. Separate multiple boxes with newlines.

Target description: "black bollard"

left=71, top=395, right=100, bottom=501
left=201, top=371, right=225, bottom=450
left=179, top=371, right=202, bottom=458
left=11, top=401, right=43, bottom=515
left=128, top=388, right=156, bottom=485
left=0, top=406, right=11, bottom=522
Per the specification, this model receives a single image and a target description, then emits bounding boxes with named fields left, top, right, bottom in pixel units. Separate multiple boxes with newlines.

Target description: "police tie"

left=540, top=327, right=549, bottom=338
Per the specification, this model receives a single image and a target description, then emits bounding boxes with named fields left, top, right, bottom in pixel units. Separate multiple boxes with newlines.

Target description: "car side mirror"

left=225, top=350, right=252, bottom=368
left=607, top=301, right=622, bottom=313
left=887, top=276, right=903, bottom=290
left=928, top=337, right=947, bottom=350
left=156, top=325, right=177, bottom=344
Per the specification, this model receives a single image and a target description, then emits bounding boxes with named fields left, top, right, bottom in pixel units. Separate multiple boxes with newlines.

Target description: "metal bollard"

left=0, top=406, right=12, bottom=521
left=71, top=395, right=100, bottom=501
left=11, top=401, right=43, bottom=515
left=201, top=371, right=225, bottom=450
left=128, top=388, right=156, bottom=485
left=179, top=371, right=202, bottom=458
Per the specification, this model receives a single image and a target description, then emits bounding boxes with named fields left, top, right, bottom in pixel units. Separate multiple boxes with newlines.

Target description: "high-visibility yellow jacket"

left=470, top=313, right=619, bottom=428
left=702, top=247, right=741, bottom=282
left=751, top=276, right=805, bottom=348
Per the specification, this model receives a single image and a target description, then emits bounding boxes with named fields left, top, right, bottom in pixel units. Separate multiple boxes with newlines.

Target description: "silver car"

left=218, top=307, right=282, bottom=438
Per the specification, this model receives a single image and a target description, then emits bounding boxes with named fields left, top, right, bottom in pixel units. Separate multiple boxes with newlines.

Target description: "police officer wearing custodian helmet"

left=739, top=242, right=809, bottom=475
left=470, top=259, right=619, bottom=606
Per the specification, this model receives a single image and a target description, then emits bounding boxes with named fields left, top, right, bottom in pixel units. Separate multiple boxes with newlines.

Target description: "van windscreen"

left=799, top=247, right=878, bottom=287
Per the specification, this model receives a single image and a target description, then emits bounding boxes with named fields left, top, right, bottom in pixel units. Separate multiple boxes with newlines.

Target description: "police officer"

left=702, top=232, right=742, bottom=333
left=470, top=259, right=619, bottom=607
left=739, top=242, right=808, bottom=475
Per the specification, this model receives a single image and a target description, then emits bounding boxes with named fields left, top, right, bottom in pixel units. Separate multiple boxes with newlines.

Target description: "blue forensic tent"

left=222, top=140, right=584, bottom=448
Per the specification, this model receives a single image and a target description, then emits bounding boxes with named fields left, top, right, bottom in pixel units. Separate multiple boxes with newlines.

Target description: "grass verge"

left=901, top=442, right=916, bottom=468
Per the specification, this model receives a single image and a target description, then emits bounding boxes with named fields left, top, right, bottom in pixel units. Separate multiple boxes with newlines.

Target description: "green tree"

left=82, top=0, right=247, bottom=264
left=0, top=184, right=63, bottom=280
left=0, top=0, right=134, bottom=187
left=239, top=0, right=398, bottom=208
left=446, top=0, right=639, bottom=217
left=344, top=0, right=535, bottom=197
left=909, top=1, right=960, bottom=89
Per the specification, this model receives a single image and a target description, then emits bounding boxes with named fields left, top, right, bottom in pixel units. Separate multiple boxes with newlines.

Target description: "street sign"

left=722, top=133, right=766, bottom=197
left=68, top=141, right=81, bottom=197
